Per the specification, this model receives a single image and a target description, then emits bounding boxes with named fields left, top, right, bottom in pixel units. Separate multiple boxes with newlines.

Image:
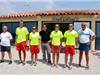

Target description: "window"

left=74, top=21, right=90, bottom=32
left=73, top=21, right=91, bottom=49
left=1, top=21, right=38, bottom=44
left=95, top=21, right=100, bottom=50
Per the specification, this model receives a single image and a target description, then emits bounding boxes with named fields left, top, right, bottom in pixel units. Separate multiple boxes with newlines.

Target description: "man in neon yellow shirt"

left=50, top=24, right=63, bottom=68
left=29, top=26, right=41, bottom=66
left=16, top=19, right=29, bottom=65
left=64, top=24, right=78, bottom=69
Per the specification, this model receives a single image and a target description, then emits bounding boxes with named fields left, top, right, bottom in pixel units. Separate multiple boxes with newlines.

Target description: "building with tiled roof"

left=0, top=9, right=100, bottom=50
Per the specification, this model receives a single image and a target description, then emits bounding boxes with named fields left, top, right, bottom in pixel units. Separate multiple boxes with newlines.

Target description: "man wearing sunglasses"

left=78, top=22, right=96, bottom=69
left=64, top=24, right=78, bottom=69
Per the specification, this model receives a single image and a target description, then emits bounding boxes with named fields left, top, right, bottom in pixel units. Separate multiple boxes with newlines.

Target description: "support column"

left=37, top=16, right=42, bottom=32
left=37, top=16, right=42, bottom=51
left=38, top=20, right=42, bottom=32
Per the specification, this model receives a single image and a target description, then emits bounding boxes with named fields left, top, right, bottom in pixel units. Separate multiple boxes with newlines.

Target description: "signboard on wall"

left=51, top=16, right=79, bottom=23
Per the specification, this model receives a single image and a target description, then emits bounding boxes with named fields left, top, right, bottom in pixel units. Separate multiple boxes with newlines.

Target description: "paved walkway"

left=0, top=46, right=100, bottom=75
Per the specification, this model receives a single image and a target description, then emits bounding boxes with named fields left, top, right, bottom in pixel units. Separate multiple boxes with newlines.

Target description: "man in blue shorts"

left=78, top=22, right=96, bottom=69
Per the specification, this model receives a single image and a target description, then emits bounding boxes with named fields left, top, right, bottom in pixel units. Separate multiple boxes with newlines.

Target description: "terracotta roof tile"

left=0, top=10, right=100, bottom=18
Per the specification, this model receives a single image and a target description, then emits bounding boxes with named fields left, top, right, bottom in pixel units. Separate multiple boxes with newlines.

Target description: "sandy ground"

left=0, top=46, right=100, bottom=75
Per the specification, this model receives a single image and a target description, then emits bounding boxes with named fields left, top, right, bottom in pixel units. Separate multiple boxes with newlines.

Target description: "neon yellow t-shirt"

left=16, top=27, right=29, bottom=43
left=29, top=32, right=41, bottom=45
left=50, top=30, right=63, bottom=46
left=64, top=30, right=78, bottom=46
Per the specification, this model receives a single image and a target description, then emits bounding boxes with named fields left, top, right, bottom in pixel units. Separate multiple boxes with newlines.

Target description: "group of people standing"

left=0, top=20, right=95, bottom=70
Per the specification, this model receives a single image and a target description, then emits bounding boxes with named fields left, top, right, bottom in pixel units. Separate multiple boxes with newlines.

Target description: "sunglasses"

left=69, top=26, right=73, bottom=27
left=82, top=24, right=86, bottom=26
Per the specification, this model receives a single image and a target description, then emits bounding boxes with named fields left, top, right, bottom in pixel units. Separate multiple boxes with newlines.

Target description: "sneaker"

left=79, top=64, right=82, bottom=67
left=0, top=60, right=4, bottom=63
left=48, top=61, right=52, bottom=64
left=9, top=60, right=12, bottom=64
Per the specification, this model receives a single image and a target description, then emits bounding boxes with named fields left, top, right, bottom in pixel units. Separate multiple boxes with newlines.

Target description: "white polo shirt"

left=0, top=32, right=13, bottom=46
left=78, top=28, right=95, bottom=43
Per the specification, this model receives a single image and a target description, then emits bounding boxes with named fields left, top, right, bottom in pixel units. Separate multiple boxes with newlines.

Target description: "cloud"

left=0, top=1, right=15, bottom=15
left=10, top=0, right=54, bottom=11
left=0, top=0, right=100, bottom=15
left=0, top=0, right=55, bottom=2
left=0, top=0, right=55, bottom=14
left=41, top=0, right=54, bottom=10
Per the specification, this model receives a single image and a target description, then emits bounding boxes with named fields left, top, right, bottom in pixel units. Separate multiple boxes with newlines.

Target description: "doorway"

left=42, top=22, right=70, bottom=52
left=45, top=23, right=69, bottom=34
left=96, top=21, right=100, bottom=50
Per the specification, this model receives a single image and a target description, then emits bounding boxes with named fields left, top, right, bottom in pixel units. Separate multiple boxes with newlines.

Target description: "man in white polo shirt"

left=78, top=22, right=96, bottom=69
left=0, top=26, right=13, bottom=64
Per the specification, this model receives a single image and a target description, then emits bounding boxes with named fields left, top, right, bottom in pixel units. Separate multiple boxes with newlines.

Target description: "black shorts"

left=1, top=46, right=11, bottom=52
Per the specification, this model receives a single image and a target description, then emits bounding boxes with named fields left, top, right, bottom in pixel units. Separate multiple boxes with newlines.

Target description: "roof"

left=0, top=10, right=100, bottom=18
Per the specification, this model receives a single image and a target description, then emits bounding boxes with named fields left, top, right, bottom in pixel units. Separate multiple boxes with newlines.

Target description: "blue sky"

left=0, top=0, right=100, bottom=15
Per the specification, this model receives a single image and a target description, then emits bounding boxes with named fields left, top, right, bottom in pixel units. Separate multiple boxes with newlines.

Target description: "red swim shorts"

left=16, top=41, right=26, bottom=51
left=30, top=45, right=40, bottom=54
left=64, top=45, right=75, bottom=55
left=51, top=44, right=61, bottom=53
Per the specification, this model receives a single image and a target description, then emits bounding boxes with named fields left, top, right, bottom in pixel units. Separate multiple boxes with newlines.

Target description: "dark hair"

left=69, top=23, right=74, bottom=29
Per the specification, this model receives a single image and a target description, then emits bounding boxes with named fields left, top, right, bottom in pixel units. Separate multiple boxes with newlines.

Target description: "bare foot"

left=52, top=64, right=55, bottom=67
